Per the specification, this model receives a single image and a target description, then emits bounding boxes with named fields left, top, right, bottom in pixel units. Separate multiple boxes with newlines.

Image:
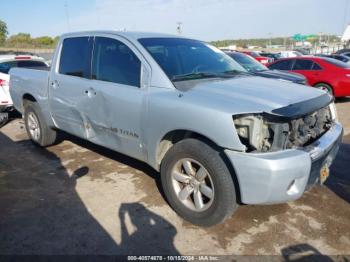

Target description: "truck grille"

left=286, top=106, right=333, bottom=149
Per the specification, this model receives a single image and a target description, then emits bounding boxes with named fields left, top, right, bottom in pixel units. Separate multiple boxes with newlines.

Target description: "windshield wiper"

left=171, top=70, right=250, bottom=82
left=223, top=69, right=251, bottom=75
left=171, top=72, right=223, bottom=82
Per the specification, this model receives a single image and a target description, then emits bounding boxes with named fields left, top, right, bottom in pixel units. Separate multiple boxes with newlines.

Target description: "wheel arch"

left=156, top=129, right=219, bottom=166
left=22, top=93, right=38, bottom=107
left=313, top=82, right=334, bottom=95
left=22, top=93, right=55, bottom=128
left=155, top=129, right=242, bottom=203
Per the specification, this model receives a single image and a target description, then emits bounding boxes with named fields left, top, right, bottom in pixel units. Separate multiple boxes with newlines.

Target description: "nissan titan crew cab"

left=9, top=31, right=343, bottom=226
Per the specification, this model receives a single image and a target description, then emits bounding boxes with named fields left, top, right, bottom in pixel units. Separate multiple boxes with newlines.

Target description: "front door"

left=81, top=35, right=149, bottom=161
left=291, top=59, right=321, bottom=85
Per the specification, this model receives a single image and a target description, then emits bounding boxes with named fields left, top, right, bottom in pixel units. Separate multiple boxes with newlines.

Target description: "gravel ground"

left=0, top=99, right=349, bottom=259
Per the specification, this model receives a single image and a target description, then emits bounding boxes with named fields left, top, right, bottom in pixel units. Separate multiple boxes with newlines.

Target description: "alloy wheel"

left=170, top=158, right=215, bottom=212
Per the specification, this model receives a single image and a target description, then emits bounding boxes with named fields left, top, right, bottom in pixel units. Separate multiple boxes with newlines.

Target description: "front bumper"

left=225, top=122, right=343, bottom=204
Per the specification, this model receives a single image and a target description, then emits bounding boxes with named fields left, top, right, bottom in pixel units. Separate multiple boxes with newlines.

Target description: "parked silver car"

left=9, top=31, right=343, bottom=226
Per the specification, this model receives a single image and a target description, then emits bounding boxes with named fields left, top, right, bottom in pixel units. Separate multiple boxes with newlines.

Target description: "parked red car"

left=241, top=51, right=273, bottom=65
left=267, top=56, right=350, bottom=97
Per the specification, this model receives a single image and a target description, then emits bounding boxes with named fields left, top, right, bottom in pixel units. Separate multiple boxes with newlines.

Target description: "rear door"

left=268, top=59, right=294, bottom=71
left=49, top=36, right=93, bottom=138
left=292, top=59, right=322, bottom=85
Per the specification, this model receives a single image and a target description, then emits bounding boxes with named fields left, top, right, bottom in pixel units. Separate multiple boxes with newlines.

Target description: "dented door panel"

left=49, top=74, right=92, bottom=139
left=84, top=79, right=147, bottom=161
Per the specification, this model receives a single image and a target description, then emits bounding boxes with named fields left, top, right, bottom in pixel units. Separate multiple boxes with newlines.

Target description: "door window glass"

left=92, top=37, right=141, bottom=87
left=268, top=59, right=293, bottom=70
left=59, top=37, right=92, bottom=78
left=312, top=62, right=322, bottom=70
left=293, top=59, right=313, bottom=70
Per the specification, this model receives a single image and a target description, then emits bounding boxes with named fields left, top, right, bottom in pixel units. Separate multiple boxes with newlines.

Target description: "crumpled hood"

left=174, top=75, right=328, bottom=115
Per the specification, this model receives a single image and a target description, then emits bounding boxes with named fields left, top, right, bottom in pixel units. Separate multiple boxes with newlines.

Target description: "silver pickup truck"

left=9, top=31, right=343, bottom=226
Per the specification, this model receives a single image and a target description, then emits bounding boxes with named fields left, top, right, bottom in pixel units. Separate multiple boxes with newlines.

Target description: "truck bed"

left=9, top=68, right=50, bottom=114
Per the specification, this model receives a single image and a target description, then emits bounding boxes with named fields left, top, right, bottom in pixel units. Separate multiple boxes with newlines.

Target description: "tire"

left=160, top=138, right=237, bottom=226
left=314, top=83, right=333, bottom=96
left=24, top=101, right=57, bottom=147
left=0, top=114, right=8, bottom=128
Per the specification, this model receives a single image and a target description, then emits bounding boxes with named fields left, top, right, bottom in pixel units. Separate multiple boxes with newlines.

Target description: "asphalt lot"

left=0, top=99, right=349, bottom=258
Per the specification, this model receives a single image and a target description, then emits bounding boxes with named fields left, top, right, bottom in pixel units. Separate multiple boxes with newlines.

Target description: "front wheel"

left=160, top=138, right=237, bottom=226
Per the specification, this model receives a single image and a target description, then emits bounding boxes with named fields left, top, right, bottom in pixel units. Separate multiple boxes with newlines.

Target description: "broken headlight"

left=233, top=106, right=334, bottom=153
left=233, top=114, right=284, bottom=152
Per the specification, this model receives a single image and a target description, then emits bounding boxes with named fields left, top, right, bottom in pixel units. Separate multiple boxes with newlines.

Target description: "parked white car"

left=279, top=51, right=303, bottom=58
left=0, top=54, right=49, bottom=114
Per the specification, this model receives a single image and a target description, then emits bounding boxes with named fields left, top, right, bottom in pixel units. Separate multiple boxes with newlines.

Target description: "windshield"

left=227, top=52, right=268, bottom=72
left=138, top=38, right=246, bottom=81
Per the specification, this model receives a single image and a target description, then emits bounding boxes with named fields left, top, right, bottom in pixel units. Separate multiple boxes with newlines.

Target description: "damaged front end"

left=233, top=95, right=337, bottom=153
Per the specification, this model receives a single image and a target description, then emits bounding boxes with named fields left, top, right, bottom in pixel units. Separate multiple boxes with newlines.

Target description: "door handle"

left=84, top=87, right=97, bottom=97
left=51, top=80, right=59, bottom=89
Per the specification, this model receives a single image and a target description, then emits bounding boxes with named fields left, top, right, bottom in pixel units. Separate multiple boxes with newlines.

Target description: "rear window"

left=59, top=37, right=92, bottom=78
left=17, top=60, right=48, bottom=68
left=268, top=59, right=293, bottom=70
left=321, top=57, right=350, bottom=68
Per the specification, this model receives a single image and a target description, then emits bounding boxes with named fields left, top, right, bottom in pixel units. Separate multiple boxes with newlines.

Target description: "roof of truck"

left=61, top=30, right=185, bottom=40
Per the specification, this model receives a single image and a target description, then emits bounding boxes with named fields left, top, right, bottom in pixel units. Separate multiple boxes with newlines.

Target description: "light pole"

left=268, top=32, right=272, bottom=49
left=64, top=0, right=71, bottom=32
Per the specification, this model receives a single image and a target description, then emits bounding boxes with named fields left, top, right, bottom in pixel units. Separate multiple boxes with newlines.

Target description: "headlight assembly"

left=233, top=114, right=274, bottom=152
left=233, top=106, right=334, bottom=153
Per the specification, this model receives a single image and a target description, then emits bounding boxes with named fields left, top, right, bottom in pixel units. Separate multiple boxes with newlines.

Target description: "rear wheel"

left=314, top=83, right=333, bottom=96
left=24, top=101, right=57, bottom=146
left=161, top=138, right=237, bottom=226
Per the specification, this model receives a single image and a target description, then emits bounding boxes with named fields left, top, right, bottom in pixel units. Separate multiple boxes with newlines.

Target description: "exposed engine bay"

left=234, top=103, right=335, bottom=152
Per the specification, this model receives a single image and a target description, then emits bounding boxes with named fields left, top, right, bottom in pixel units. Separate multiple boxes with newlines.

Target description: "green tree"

left=0, top=20, right=8, bottom=46
left=33, top=36, right=54, bottom=47
left=6, top=33, right=32, bottom=48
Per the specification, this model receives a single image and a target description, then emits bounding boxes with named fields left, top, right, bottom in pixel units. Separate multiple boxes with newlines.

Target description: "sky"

left=1, top=0, right=350, bottom=41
